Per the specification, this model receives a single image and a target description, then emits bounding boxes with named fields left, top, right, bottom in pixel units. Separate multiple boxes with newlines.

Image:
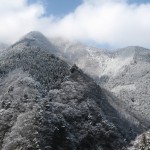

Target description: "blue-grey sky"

left=130, top=0, right=150, bottom=3
left=28, top=0, right=150, bottom=16
left=1, top=0, right=150, bottom=49
left=28, top=0, right=82, bottom=17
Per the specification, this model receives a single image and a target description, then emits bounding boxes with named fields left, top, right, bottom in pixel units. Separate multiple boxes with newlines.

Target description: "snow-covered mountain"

left=50, top=37, right=112, bottom=78
left=0, top=31, right=149, bottom=149
left=0, top=31, right=141, bottom=150
left=102, top=46, right=150, bottom=128
left=51, top=38, right=150, bottom=129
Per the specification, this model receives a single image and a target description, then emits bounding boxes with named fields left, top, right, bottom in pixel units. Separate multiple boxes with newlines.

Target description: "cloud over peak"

left=0, top=0, right=150, bottom=49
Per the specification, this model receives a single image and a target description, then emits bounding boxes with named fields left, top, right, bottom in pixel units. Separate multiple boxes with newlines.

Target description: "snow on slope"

left=50, top=38, right=112, bottom=78
left=1, top=31, right=139, bottom=150
left=111, top=84, right=136, bottom=93
left=50, top=38, right=150, bottom=129
left=50, top=38, right=139, bottom=78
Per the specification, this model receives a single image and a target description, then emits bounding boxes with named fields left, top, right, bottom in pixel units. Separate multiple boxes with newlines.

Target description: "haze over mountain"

left=0, top=43, right=8, bottom=51
left=51, top=38, right=150, bottom=128
left=0, top=32, right=126, bottom=150
left=0, top=31, right=150, bottom=150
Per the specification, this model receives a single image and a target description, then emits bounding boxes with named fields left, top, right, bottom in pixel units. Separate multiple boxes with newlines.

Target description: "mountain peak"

left=10, top=31, right=58, bottom=54
left=21, top=31, right=46, bottom=41
left=0, top=32, right=131, bottom=150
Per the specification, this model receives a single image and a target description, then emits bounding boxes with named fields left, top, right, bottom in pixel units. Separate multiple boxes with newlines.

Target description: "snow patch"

left=111, top=84, right=136, bottom=93
left=102, top=56, right=133, bottom=76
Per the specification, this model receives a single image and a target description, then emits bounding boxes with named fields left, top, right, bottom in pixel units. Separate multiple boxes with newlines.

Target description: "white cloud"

left=0, top=0, right=150, bottom=49
left=0, top=0, right=46, bottom=43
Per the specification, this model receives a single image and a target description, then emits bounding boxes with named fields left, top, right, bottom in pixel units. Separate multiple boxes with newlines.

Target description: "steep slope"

left=50, top=38, right=112, bottom=79
left=128, top=129, right=150, bottom=150
left=0, top=32, right=139, bottom=150
left=51, top=39, right=150, bottom=129
left=102, top=46, right=150, bottom=128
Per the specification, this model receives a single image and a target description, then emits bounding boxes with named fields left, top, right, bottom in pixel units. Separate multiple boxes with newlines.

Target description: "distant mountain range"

left=0, top=31, right=149, bottom=150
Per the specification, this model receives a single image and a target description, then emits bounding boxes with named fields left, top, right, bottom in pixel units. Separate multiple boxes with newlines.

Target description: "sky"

left=28, top=0, right=83, bottom=17
left=0, top=0, right=150, bottom=49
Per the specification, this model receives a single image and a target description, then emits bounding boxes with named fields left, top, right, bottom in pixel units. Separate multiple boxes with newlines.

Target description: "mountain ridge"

left=0, top=31, right=149, bottom=149
left=49, top=36, right=150, bottom=129
left=0, top=31, right=133, bottom=150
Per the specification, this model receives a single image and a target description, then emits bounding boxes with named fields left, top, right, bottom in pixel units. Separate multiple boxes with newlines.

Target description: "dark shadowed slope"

left=0, top=32, right=145, bottom=150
